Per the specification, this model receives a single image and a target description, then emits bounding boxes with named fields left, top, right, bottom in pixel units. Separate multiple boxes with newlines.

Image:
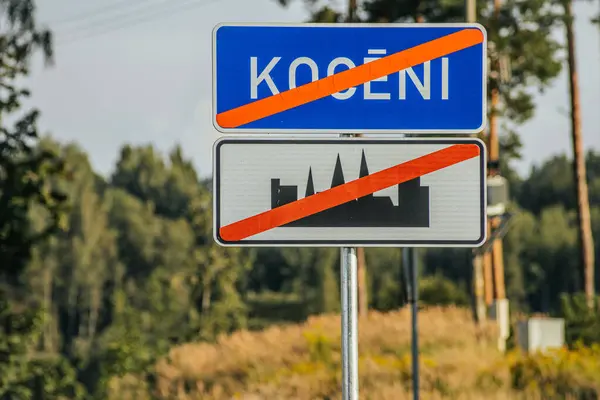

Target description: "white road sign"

left=213, top=137, right=487, bottom=247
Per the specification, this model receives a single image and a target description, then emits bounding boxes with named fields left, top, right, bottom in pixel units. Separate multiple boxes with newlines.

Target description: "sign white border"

left=213, top=136, right=487, bottom=247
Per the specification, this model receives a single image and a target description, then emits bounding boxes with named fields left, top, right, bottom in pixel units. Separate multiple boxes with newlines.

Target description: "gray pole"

left=403, top=247, right=419, bottom=400
left=341, top=247, right=359, bottom=400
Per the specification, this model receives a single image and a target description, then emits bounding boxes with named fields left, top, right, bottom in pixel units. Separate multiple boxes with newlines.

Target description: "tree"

left=23, top=140, right=122, bottom=368
left=518, top=155, right=575, bottom=214
left=280, top=247, right=339, bottom=314
left=110, top=144, right=254, bottom=339
left=0, top=298, right=86, bottom=399
left=0, top=1, right=81, bottom=397
left=273, top=0, right=564, bottom=320
left=526, top=205, right=578, bottom=312
left=365, top=248, right=404, bottom=311
left=562, top=0, right=595, bottom=307
left=500, top=206, right=536, bottom=309
left=0, top=0, right=68, bottom=284
left=518, top=152, right=600, bottom=216
left=276, top=0, right=563, bottom=144
left=419, top=273, right=470, bottom=306
left=509, top=153, right=600, bottom=314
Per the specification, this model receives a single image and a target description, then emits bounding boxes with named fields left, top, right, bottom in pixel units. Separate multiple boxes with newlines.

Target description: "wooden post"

left=473, top=254, right=487, bottom=322
left=492, top=218, right=506, bottom=299
left=488, top=0, right=506, bottom=303
left=484, top=222, right=494, bottom=305
left=465, top=0, right=486, bottom=323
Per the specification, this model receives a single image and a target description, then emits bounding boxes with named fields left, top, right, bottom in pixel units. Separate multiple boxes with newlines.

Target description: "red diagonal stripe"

left=219, top=143, right=480, bottom=241
left=216, top=29, right=484, bottom=129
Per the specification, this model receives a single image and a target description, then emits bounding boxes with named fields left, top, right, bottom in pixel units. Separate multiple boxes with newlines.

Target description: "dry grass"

left=110, top=306, right=529, bottom=399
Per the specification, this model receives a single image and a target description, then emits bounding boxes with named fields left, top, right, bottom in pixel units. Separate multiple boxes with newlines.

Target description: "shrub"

left=112, top=306, right=502, bottom=399
left=509, top=345, right=600, bottom=399
left=246, top=291, right=308, bottom=329
left=419, top=274, right=470, bottom=306
left=559, top=293, right=600, bottom=347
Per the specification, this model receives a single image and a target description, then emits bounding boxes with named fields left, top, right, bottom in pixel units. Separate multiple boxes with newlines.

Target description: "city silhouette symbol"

left=270, top=150, right=430, bottom=227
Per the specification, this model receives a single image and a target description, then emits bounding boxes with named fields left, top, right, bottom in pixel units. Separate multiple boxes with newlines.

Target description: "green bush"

left=509, top=345, right=600, bottom=399
left=419, top=273, right=470, bottom=307
left=559, top=293, right=600, bottom=347
left=246, top=291, right=309, bottom=327
left=0, top=297, right=87, bottom=399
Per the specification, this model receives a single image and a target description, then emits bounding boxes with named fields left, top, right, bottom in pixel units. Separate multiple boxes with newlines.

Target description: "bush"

left=559, top=293, right=600, bottom=347
left=0, top=297, right=87, bottom=399
left=509, top=345, right=600, bottom=399
left=419, top=274, right=470, bottom=306
left=113, top=306, right=503, bottom=399
left=246, top=291, right=309, bottom=328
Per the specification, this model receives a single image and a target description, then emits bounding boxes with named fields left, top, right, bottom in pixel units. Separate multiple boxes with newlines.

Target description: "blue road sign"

left=212, top=23, right=487, bottom=134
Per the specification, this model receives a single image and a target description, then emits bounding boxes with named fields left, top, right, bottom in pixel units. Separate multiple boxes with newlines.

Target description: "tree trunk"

left=88, top=286, right=100, bottom=342
left=484, top=222, right=494, bottom=305
left=43, top=265, right=53, bottom=352
left=492, top=219, right=506, bottom=300
left=564, top=0, right=596, bottom=307
left=348, top=0, right=357, bottom=21
left=202, top=283, right=212, bottom=312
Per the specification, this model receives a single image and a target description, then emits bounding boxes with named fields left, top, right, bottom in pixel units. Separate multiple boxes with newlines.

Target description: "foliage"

left=246, top=291, right=309, bottom=330
left=111, top=306, right=600, bottom=399
left=0, top=1, right=78, bottom=398
left=419, top=273, right=470, bottom=306
left=0, top=295, right=86, bottom=399
left=365, top=248, right=405, bottom=311
left=275, top=0, right=564, bottom=167
left=509, top=344, right=600, bottom=399
left=5, top=142, right=598, bottom=398
left=559, top=293, right=600, bottom=347
left=111, top=307, right=504, bottom=399
left=1, top=0, right=600, bottom=397
left=0, top=0, right=68, bottom=284
left=519, top=152, right=600, bottom=215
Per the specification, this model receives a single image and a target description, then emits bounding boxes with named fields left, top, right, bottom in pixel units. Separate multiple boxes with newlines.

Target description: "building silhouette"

left=270, top=150, right=430, bottom=227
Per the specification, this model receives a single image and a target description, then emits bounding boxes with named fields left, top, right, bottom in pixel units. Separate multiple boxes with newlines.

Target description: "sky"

left=26, top=0, right=600, bottom=179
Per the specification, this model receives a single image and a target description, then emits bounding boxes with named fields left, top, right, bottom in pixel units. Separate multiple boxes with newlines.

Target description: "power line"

left=53, top=0, right=204, bottom=34
left=49, top=0, right=155, bottom=26
left=55, top=0, right=220, bottom=45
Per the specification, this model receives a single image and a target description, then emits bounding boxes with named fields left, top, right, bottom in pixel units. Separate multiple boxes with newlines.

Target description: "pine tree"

left=273, top=0, right=565, bottom=316
left=275, top=0, right=563, bottom=162
left=562, top=0, right=595, bottom=306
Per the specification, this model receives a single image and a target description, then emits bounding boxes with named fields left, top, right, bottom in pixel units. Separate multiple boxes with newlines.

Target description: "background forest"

left=1, top=0, right=600, bottom=398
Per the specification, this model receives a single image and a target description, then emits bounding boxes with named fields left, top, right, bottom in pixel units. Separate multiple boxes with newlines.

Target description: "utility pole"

left=485, top=0, right=513, bottom=352
left=484, top=224, right=494, bottom=306
left=465, top=0, right=488, bottom=324
left=564, top=0, right=596, bottom=307
left=489, top=0, right=506, bottom=303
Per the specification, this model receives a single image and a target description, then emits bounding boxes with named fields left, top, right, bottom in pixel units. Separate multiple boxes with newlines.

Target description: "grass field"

left=108, top=306, right=600, bottom=399
left=109, top=306, right=512, bottom=399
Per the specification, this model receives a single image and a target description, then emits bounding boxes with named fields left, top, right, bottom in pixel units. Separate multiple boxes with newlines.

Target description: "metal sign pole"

left=403, top=247, right=420, bottom=400
left=341, top=247, right=359, bottom=400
